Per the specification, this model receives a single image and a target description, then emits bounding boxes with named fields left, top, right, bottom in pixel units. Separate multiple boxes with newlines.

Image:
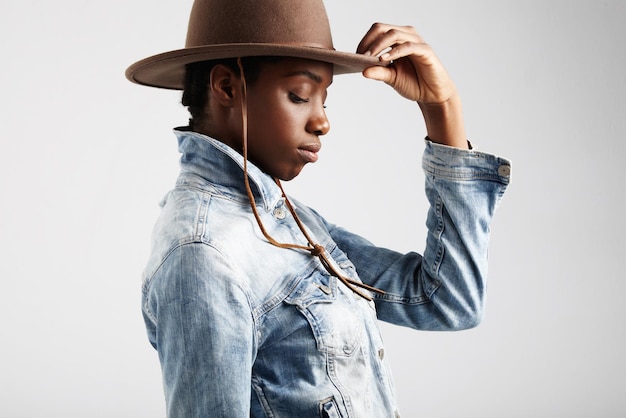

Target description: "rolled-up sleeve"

left=327, top=140, right=511, bottom=331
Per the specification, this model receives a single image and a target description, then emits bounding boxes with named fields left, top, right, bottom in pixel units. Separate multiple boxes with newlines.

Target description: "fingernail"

left=380, top=53, right=390, bottom=61
left=364, top=50, right=372, bottom=56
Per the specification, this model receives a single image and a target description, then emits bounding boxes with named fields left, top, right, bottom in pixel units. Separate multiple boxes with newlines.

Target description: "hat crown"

left=125, top=0, right=383, bottom=89
left=185, top=0, right=334, bottom=50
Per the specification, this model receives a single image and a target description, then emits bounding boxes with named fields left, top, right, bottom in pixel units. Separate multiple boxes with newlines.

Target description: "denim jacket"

left=142, top=130, right=511, bottom=417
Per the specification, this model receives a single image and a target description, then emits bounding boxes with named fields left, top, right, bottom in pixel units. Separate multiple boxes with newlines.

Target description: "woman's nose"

left=307, top=107, right=330, bottom=136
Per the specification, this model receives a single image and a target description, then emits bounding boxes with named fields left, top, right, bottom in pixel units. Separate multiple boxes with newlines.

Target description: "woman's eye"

left=289, top=92, right=309, bottom=104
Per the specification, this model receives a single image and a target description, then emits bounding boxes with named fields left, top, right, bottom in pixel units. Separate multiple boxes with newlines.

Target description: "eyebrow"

left=285, top=70, right=324, bottom=84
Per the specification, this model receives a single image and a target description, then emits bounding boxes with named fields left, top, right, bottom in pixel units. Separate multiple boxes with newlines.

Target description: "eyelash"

left=289, top=92, right=309, bottom=104
left=289, top=92, right=327, bottom=108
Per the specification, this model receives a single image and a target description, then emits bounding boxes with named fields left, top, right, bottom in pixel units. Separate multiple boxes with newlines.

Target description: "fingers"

left=357, top=22, right=456, bottom=105
left=356, top=23, right=424, bottom=59
left=362, top=65, right=394, bottom=83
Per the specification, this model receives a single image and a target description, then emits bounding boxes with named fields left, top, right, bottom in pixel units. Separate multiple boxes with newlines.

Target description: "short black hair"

left=181, top=57, right=284, bottom=130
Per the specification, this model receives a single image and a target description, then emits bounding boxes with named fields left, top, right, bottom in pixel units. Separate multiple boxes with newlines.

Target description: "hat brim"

left=125, top=44, right=385, bottom=90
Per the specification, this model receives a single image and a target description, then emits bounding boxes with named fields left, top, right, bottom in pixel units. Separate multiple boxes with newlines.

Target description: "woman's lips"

left=298, top=143, right=321, bottom=163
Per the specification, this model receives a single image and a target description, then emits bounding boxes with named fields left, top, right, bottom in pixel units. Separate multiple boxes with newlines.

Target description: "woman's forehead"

left=258, top=57, right=333, bottom=85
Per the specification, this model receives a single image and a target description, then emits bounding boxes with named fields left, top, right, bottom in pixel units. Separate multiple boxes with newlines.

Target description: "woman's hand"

left=357, top=23, right=468, bottom=148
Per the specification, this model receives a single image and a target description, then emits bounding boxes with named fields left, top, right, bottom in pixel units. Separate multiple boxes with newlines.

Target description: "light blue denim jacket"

left=142, top=129, right=511, bottom=417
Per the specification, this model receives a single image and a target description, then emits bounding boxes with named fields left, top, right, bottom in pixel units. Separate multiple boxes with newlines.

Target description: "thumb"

left=362, top=66, right=395, bottom=84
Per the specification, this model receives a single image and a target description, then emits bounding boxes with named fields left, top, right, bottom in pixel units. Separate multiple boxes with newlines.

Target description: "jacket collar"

left=174, top=128, right=284, bottom=211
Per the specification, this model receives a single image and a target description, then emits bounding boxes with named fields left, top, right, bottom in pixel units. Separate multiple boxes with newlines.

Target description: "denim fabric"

left=142, top=129, right=511, bottom=417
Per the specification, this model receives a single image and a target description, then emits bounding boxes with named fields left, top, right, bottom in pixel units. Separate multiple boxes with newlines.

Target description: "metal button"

left=273, top=207, right=286, bottom=219
left=316, top=283, right=332, bottom=295
left=498, top=165, right=511, bottom=177
left=378, top=348, right=385, bottom=360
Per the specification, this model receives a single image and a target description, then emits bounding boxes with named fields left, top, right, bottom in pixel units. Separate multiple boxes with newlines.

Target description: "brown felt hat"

left=125, top=0, right=384, bottom=90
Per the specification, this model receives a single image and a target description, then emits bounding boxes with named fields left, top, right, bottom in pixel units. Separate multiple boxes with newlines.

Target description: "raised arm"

left=357, top=23, right=468, bottom=149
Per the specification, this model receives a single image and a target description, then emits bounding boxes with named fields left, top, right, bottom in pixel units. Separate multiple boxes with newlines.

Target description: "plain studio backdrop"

left=2, top=0, right=625, bottom=417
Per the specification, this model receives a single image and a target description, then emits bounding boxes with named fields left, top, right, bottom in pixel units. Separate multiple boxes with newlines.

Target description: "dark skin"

left=196, top=23, right=468, bottom=181
left=358, top=23, right=468, bottom=149
left=196, top=58, right=332, bottom=181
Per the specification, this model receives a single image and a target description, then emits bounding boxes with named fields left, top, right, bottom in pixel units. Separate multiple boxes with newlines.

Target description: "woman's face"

left=244, top=58, right=333, bottom=180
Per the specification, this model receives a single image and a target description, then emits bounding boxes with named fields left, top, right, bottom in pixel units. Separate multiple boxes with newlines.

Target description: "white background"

left=2, top=0, right=625, bottom=417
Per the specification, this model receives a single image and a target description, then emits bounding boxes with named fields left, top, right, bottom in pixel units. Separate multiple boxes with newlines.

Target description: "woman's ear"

left=209, top=64, right=238, bottom=106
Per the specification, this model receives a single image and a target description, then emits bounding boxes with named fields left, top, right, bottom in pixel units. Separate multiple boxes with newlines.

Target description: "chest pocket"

left=320, top=397, right=342, bottom=418
left=284, top=269, right=363, bottom=357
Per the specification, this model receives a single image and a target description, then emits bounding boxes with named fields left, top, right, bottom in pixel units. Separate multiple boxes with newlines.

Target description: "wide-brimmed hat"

left=125, top=0, right=384, bottom=90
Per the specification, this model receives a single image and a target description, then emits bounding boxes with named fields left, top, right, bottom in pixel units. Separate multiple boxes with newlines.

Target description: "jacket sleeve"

left=326, top=140, right=511, bottom=331
left=142, top=242, right=255, bottom=417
